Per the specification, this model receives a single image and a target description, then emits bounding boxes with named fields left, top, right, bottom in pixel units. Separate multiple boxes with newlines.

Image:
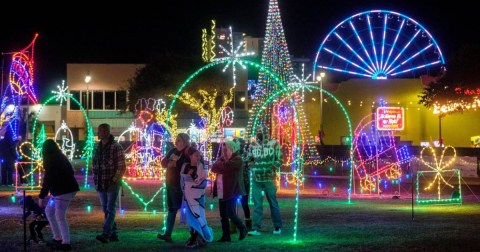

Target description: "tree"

left=126, top=52, right=202, bottom=111
left=126, top=51, right=234, bottom=112
left=419, top=44, right=480, bottom=114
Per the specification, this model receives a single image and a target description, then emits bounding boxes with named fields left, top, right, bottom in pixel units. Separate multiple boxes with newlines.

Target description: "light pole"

left=316, top=72, right=326, bottom=144
left=84, top=72, right=91, bottom=119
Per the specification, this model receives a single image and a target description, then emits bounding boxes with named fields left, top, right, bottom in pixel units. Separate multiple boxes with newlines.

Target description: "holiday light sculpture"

left=8, top=34, right=39, bottom=103
left=171, top=87, right=234, bottom=162
left=290, top=63, right=317, bottom=103
left=314, top=10, right=445, bottom=79
left=201, top=20, right=217, bottom=62
left=30, top=82, right=94, bottom=188
left=212, top=26, right=254, bottom=86
left=352, top=114, right=411, bottom=194
left=1, top=34, right=39, bottom=141
left=54, top=120, right=76, bottom=160
left=119, top=98, right=172, bottom=210
left=416, top=146, right=461, bottom=205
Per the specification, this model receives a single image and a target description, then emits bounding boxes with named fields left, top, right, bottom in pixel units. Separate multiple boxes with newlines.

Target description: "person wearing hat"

left=158, top=133, right=193, bottom=243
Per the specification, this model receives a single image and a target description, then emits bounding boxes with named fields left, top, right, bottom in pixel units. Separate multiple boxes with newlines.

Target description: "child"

left=20, top=196, right=49, bottom=244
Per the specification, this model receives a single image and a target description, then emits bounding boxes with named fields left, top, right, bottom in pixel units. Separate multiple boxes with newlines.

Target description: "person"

left=157, top=133, right=192, bottom=243
left=248, top=132, right=283, bottom=236
left=181, top=149, right=213, bottom=248
left=211, top=140, right=248, bottom=242
left=38, top=139, right=79, bottom=251
left=92, top=123, right=126, bottom=243
left=0, top=129, right=18, bottom=186
left=20, top=195, right=49, bottom=244
left=234, top=137, right=252, bottom=231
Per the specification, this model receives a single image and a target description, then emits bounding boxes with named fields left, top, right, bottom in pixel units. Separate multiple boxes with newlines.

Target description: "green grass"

left=1, top=188, right=480, bottom=251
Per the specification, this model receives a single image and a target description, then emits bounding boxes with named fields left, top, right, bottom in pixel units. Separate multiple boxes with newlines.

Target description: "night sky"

left=1, top=0, right=478, bottom=98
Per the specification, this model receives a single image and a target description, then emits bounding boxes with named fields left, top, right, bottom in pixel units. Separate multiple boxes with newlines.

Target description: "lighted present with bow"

left=416, top=146, right=462, bottom=205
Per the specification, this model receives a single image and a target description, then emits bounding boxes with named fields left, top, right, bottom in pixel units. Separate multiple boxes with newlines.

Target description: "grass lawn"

left=1, top=180, right=480, bottom=251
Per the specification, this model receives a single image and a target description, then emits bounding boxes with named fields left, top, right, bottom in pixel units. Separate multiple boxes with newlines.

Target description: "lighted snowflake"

left=213, top=26, right=254, bottom=86
left=51, top=80, right=71, bottom=106
left=289, top=63, right=317, bottom=102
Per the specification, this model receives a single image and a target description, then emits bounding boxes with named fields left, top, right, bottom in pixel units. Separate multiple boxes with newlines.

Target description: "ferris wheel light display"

left=314, top=10, right=445, bottom=79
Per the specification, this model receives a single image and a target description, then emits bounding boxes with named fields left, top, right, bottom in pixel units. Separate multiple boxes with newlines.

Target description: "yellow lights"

left=240, top=97, right=246, bottom=102
left=433, top=99, right=480, bottom=114
left=420, top=146, right=456, bottom=199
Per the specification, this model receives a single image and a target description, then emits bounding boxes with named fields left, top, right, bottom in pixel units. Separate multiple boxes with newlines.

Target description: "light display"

left=1, top=34, right=39, bottom=141
left=30, top=84, right=94, bottom=188
left=352, top=114, right=411, bottom=193
left=118, top=98, right=174, bottom=210
left=172, top=87, right=234, bottom=162
left=201, top=20, right=216, bottom=62
left=212, top=26, right=254, bottom=86
left=416, top=146, right=461, bottom=205
left=313, top=10, right=445, bottom=79
left=54, top=120, right=76, bottom=160
left=8, top=34, right=39, bottom=103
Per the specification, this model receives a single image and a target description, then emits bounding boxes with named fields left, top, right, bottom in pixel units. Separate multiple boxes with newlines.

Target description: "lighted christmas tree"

left=247, top=0, right=319, bottom=164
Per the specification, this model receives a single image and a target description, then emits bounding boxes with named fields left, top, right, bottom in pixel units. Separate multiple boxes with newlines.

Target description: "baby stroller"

left=20, top=196, right=49, bottom=244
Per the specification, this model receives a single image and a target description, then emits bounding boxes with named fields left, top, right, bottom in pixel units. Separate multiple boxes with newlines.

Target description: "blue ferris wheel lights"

left=314, top=10, right=445, bottom=79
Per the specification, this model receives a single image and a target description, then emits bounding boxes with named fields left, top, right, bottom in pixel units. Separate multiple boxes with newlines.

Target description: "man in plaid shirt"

left=93, top=123, right=126, bottom=243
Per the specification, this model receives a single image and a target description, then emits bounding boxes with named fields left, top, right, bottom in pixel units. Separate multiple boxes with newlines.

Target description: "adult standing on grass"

left=93, top=123, right=126, bottom=243
left=248, top=132, right=283, bottom=236
left=157, top=133, right=192, bottom=243
left=211, top=140, right=248, bottom=242
left=38, top=139, right=79, bottom=251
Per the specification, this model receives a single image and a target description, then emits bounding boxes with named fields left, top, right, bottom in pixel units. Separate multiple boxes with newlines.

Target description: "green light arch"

left=31, top=95, right=94, bottom=188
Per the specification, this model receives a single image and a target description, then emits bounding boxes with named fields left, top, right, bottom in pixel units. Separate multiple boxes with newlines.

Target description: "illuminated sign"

left=376, top=107, right=404, bottom=131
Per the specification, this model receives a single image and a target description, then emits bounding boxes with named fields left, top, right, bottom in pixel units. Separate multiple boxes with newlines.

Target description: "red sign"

left=376, top=107, right=404, bottom=131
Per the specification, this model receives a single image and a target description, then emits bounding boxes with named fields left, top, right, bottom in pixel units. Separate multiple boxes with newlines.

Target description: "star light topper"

left=213, top=26, right=255, bottom=86
left=51, top=80, right=71, bottom=106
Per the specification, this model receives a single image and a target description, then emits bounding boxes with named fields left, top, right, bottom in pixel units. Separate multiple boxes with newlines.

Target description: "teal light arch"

left=249, top=83, right=355, bottom=204
left=162, top=58, right=292, bottom=237
left=31, top=95, right=94, bottom=188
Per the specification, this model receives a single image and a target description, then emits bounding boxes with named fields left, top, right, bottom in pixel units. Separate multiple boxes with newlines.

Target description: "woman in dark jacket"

left=211, top=140, right=247, bottom=242
left=38, top=139, right=79, bottom=251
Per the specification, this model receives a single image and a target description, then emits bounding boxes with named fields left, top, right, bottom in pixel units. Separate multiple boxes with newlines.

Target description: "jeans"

left=98, top=184, right=120, bottom=237
left=164, top=186, right=183, bottom=236
left=45, top=192, right=77, bottom=244
left=219, top=198, right=246, bottom=238
left=252, top=180, right=282, bottom=230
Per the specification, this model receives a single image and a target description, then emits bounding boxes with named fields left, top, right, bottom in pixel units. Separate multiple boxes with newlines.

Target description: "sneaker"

left=248, top=230, right=261, bottom=236
left=157, top=233, right=173, bottom=243
left=109, top=234, right=119, bottom=242
left=273, top=228, right=281, bottom=235
left=96, top=234, right=109, bottom=243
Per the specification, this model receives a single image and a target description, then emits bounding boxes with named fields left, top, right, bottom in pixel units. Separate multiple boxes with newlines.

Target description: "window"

left=105, top=91, right=115, bottom=110
left=93, top=91, right=103, bottom=110
left=116, top=91, right=127, bottom=110
left=69, top=91, right=80, bottom=110
left=69, top=90, right=128, bottom=111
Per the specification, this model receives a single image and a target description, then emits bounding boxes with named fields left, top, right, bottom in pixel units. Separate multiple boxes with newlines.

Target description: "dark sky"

left=1, top=0, right=478, bottom=98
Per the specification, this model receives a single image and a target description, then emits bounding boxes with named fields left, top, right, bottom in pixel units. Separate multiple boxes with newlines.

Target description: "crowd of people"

left=16, top=123, right=283, bottom=250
